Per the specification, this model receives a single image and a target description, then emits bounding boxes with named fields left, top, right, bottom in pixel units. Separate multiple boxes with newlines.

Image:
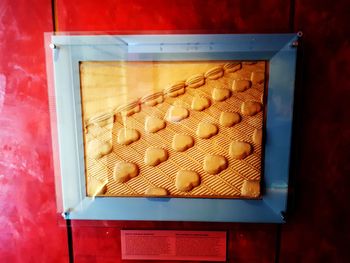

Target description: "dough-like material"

left=172, top=134, right=194, bottom=152
left=145, top=187, right=168, bottom=196
left=223, top=62, right=242, bottom=73
left=251, top=71, right=265, bottom=84
left=176, top=170, right=200, bottom=192
left=145, top=116, right=166, bottom=133
left=167, top=88, right=185, bottom=97
left=141, top=92, right=164, bottom=106
left=166, top=106, right=189, bottom=122
left=117, top=128, right=140, bottom=145
left=113, top=162, right=139, bottom=183
left=203, top=155, right=228, bottom=175
left=241, top=101, right=262, bottom=116
left=241, top=180, right=260, bottom=197
left=87, top=140, right=112, bottom=159
left=204, top=66, right=224, bottom=80
left=144, top=147, right=168, bottom=166
left=165, top=81, right=186, bottom=97
left=219, top=112, right=241, bottom=127
left=145, top=96, right=163, bottom=106
left=252, top=128, right=263, bottom=145
left=196, top=122, right=218, bottom=139
left=117, top=101, right=141, bottom=117
left=212, top=87, right=231, bottom=101
left=87, top=177, right=107, bottom=196
left=186, top=74, right=205, bottom=88
left=229, top=141, right=252, bottom=159
left=191, top=96, right=211, bottom=111
left=242, top=61, right=257, bottom=65
left=88, top=112, right=114, bottom=128
left=232, top=79, right=252, bottom=92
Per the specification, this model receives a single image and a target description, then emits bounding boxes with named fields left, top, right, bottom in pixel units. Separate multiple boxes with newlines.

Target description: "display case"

left=46, top=33, right=299, bottom=222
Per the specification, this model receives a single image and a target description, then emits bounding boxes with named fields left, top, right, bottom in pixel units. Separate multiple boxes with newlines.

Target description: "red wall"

left=0, top=0, right=349, bottom=262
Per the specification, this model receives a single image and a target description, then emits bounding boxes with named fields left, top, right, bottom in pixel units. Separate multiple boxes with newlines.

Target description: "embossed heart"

left=219, top=112, right=241, bottom=127
left=172, top=134, right=194, bottom=152
left=196, top=122, right=218, bottom=139
left=166, top=106, right=189, bottom=122
left=241, top=101, right=262, bottom=116
left=117, top=128, right=140, bottom=145
left=113, top=162, right=139, bottom=183
left=144, top=147, right=168, bottom=166
left=229, top=141, right=252, bottom=159
left=145, top=116, right=166, bottom=133
left=191, top=96, right=211, bottom=111
left=176, top=170, right=201, bottom=192
left=203, top=155, right=228, bottom=175
left=232, top=79, right=252, bottom=92
left=212, top=87, right=231, bottom=101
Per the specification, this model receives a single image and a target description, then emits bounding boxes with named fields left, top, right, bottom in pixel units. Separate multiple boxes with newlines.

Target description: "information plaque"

left=121, top=230, right=226, bottom=261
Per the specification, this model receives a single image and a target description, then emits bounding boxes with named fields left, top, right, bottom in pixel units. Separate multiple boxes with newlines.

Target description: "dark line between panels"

left=289, top=0, right=296, bottom=32
left=51, top=0, right=57, bottom=32
left=275, top=224, right=282, bottom=263
left=66, top=219, right=74, bottom=263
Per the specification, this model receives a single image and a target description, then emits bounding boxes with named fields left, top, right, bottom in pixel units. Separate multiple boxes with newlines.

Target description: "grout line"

left=274, top=224, right=282, bottom=263
left=66, top=219, right=74, bottom=263
left=51, top=0, right=58, bottom=32
left=289, top=0, right=296, bottom=32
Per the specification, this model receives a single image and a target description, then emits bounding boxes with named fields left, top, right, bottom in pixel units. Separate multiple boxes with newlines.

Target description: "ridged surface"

left=83, top=61, right=266, bottom=198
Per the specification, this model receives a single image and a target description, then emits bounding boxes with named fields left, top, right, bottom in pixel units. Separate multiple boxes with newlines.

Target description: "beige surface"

left=175, top=170, right=201, bottom=192
left=219, top=112, right=241, bottom=127
left=229, top=141, right=252, bottom=160
left=145, top=117, right=166, bottom=133
left=81, top=61, right=266, bottom=199
left=145, top=187, right=168, bottom=196
left=144, top=147, right=168, bottom=166
left=203, top=155, right=228, bottom=175
left=172, top=134, right=194, bottom=152
left=113, top=162, right=139, bottom=183
left=80, top=61, right=225, bottom=120
left=196, top=122, right=218, bottom=139
left=191, top=96, right=211, bottom=111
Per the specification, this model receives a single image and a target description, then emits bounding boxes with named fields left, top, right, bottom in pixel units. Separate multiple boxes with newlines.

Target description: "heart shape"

left=166, top=106, right=189, bottom=122
left=241, top=101, right=262, bottom=116
left=191, top=96, right=211, bottom=111
left=87, top=140, right=112, bottom=159
left=219, top=112, right=241, bottom=127
left=113, top=162, right=139, bottom=183
left=172, top=134, right=194, bottom=152
left=176, top=170, right=201, bottom=192
left=212, top=87, right=231, bottom=101
left=144, top=147, right=168, bottom=166
left=232, top=79, right=252, bottom=92
left=145, top=116, right=166, bottom=133
left=203, top=155, right=228, bottom=175
left=229, top=141, right=252, bottom=159
left=196, top=122, right=218, bottom=139
left=117, top=128, right=140, bottom=145
left=241, top=180, right=260, bottom=197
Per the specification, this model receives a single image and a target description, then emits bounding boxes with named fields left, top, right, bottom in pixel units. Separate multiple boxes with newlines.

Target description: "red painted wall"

left=0, top=0, right=349, bottom=262
left=0, top=0, right=68, bottom=262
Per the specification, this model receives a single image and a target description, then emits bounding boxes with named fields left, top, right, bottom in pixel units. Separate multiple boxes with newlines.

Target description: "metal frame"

left=48, top=34, right=299, bottom=222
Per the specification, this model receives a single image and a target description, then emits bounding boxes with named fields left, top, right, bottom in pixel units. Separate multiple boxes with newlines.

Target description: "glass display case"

left=45, top=33, right=299, bottom=222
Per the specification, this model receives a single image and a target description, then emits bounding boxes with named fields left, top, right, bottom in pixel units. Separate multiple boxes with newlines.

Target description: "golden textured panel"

left=80, top=61, right=266, bottom=199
